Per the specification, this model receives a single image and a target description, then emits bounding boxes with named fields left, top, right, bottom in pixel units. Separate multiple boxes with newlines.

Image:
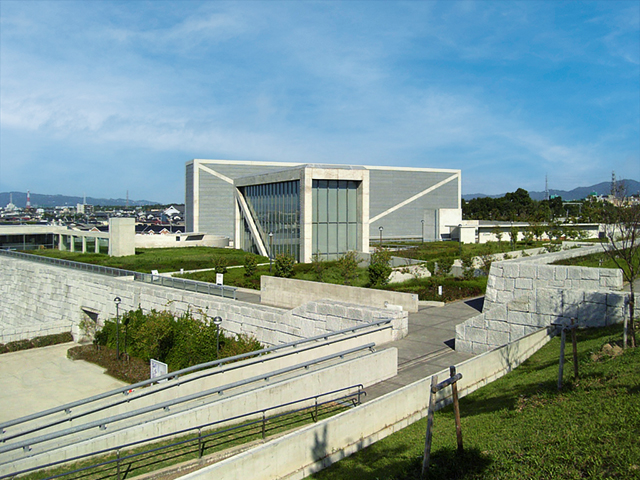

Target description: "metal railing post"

left=198, top=428, right=203, bottom=458
left=261, top=411, right=266, bottom=439
left=116, top=449, right=121, bottom=480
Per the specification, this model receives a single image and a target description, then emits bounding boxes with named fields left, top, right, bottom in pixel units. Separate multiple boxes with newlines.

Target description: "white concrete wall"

left=2, top=348, right=398, bottom=474
left=0, top=256, right=406, bottom=346
left=135, top=234, right=229, bottom=249
left=261, top=276, right=418, bottom=314
left=170, top=327, right=555, bottom=480
left=108, top=218, right=135, bottom=257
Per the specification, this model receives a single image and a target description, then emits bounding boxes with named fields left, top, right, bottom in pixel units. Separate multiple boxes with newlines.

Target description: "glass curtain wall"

left=240, top=180, right=301, bottom=261
left=312, top=180, right=359, bottom=260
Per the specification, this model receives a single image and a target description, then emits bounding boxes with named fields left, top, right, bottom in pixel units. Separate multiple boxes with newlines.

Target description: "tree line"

left=462, top=188, right=621, bottom=223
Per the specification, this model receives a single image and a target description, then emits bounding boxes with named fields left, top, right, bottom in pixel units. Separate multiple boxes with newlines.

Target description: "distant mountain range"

left=463, top=179, right=640, bottom=201
left=0, top=192, right=162, bottom=208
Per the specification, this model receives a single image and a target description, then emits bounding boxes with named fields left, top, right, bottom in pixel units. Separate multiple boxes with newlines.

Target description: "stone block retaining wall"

left=0, top=257, right=407, bottom=345
left=456, top=244, right=633, bottom=354
left=483, top=245, right=621, bottom=311
left=456, top=288, right=638, bottom=354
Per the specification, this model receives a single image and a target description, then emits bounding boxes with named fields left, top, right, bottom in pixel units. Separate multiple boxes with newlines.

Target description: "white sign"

left=150, top=359, right=168, bottom=382
left=216, top=273, right=224, bottom=285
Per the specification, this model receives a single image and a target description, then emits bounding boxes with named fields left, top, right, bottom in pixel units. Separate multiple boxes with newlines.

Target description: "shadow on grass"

left=426, top=447, right=493, bottom=480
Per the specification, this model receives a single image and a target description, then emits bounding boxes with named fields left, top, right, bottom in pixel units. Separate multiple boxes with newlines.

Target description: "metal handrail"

left=0, top=385, right=365, bottom=480
left=0, top=343, right=376, bottom=456
left=0, top=249, right=237, bottom=299
left=0, top=319, right=392, bottom=437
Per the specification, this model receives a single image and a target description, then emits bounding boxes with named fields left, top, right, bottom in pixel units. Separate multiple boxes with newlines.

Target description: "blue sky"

left=1, top=0, right=639, bottom=203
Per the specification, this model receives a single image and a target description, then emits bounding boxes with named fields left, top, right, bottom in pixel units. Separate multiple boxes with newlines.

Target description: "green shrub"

left=0, top=332, right=74, bottom=354
left=212, top=255, right=228, bottom=275
left=337, top=251, right=359, bottom=285
left=31, top=332, right=73, bottom=348
left=91, top=308, right=264, bottom=371
left=368, top=247, right=392, bottom=287
left=243, top=254, right=258, bottom=277
left=312, top=252, right=327, bottom=282
left=274, top=253, right=295, bottom=278
left=4, top=339, right=32, bottom=353
left=460, top=254, right=475, bottom=280
left=437, top=257, right=454, bottom=276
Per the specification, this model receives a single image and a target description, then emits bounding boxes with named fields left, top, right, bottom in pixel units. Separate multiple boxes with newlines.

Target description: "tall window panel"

left=241, top=180, right=301, bottom=261
left=312, top=180, right=360, bottom=260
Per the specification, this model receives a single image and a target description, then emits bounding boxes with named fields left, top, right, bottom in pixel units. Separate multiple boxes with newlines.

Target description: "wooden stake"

left=421, top=375, right=438, bottom=479
left=450, top=366, right=463, bottom=453
left=571, top=318, right=579, bottom=380
left=558, top=328, right=566, bottom=391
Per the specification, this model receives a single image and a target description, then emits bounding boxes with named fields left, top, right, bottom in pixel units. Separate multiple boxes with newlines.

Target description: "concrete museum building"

left=186, top=159, right=461, bottom=263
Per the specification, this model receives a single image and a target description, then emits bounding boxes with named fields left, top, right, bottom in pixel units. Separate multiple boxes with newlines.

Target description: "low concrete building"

left=450, top=220, right=600, bottom=244
left=186, top=160, right=462, bottom=262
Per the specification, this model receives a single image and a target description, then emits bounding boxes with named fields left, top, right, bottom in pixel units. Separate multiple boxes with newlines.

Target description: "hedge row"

left=0, top=332, right=74, bottom=354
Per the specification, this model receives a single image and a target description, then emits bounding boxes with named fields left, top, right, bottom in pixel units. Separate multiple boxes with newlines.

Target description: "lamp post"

left=213, top=316, right=222, bottom=359
left=421, top=219, right=425, bottom=243
left=379, top=226, right=383, bottom=246
left=114, top=296, right=121, bottom=360
left=269, top=232, right=273, bottom=273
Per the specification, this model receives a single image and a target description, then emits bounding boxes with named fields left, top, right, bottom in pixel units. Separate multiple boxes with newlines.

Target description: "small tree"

left=311, top=252, right=327, bottom=282
left=337, top=251, right=359, bottom=285
left=212, top=255, right=228, bottom=275
left=601, top=203, right=640, bottom=348
left=509, top=225, right=519, bottom=251
left=491, top=227, right=503, bottom=245
left=437, top=257, right=454, bottom=276
left=243, top=254, right=258, bottom=277
left=368, top=247, right=393, bottom=287
left=460, top=253, right=475, bottom=280
left=274, top=253, right=295, bottom=278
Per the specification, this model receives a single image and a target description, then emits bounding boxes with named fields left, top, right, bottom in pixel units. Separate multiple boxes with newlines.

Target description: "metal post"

left=262, top=411, right=266, bottom=439
left=421, top=219, right=424, bottom=243
left=269, top=232, right=273, bottom=273
left=114, top=297, right=121, bottom=360
left=213, top=316, right=222, bottom=359
left=379, top=226, right=383, bottom=245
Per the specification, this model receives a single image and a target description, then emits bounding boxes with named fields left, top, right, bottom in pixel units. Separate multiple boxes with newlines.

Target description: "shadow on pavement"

left=464, top=297, right=484, bottom=313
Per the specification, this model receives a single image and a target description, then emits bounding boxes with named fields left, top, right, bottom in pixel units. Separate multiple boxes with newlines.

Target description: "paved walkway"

left=364, top=298, right=480, bottom=401
left=0, top=343, right=126, bottom=423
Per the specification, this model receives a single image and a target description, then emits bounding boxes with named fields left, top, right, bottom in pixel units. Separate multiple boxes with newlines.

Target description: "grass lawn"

left=390, top=240, right=549, bottom=265
left=181, top=263, right=486, bottom=302
left=23, top=247, right=266, bottom=273
left=309, top=325, right=640, bottom=480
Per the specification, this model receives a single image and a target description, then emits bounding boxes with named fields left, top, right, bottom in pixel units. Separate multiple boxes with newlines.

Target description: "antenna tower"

left=545, top=175, right=549, bottom=201
left=611, top=171, right=617, bottom=197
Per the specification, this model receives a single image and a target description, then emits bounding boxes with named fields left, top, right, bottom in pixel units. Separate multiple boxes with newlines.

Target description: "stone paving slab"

left=364, top=298, right=482, bottom=401
left=0, top=343, right=126, bottom=423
